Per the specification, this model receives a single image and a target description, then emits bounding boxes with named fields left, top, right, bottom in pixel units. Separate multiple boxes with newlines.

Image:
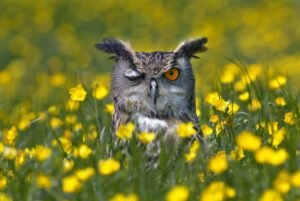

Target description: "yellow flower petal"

left=236, top=131, right=261, bottom=151
left=165, top=185, right=189, bottom=201
left=98, top=158, right=120, bottom=175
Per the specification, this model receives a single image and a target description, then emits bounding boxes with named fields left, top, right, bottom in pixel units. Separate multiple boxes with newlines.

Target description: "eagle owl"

left=95, top=37, right=207, bottom=137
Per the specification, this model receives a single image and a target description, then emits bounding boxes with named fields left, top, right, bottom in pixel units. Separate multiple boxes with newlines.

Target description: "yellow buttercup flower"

left=82, top=129, right=98, bottom=143
left=201, top=124, right=213, bottom=136
left=63, top=160, right=74, bottom=172
left=216, top=122, right=224, bottom=135
left=290, top=170, right=300, bottom=187
left=18, top=112, right=36, bottom=130
left=267, top=122, right=279, bottom=135
left=210, top=115, right=219, bottom=123
left=62, top=175, right=82, bottom=193
left=3, top=147, right=17, bottom=159
left=73, top=122, right=83, bottom=132
left=50, top=73, right=66, bottom=87
left=75, top=167, right=95, bottom=181
left=105, top=103, right=114, bottom=115
left=37, top=112, right=47, bottom=122
left=50, top=117, right=63, bottom=129
left=269, top=76, right=287, bottom=89
left=198, top=172, right=205, bottom=182
left=255, top=146, right=289, bottom=165
left=0, top=193, right=13, bottom=201
left=66, top=99, right=80, bottom=111
left=65, top=115, right=77, bottom=124
left=215, top=99, right=229, bottom=112
left=227, top=102, right=239, bottom=114
left=230, top=147, right=245, bottom=161
left=93, top=84, right=109, bottom=100
left=48, top=106, right=60, bottom=115
left=259, top=189, right=283, bottom=201
left=184, top=140, right=201, bottom=162
left=284, top=112, right=296, bottom=125
left=184, top=151, right=196, bottom=162
left=205, top=92, right=229, bottom=112
left=236, top=131, right=261, bottom=151
left=255, top=146, right=274, bottom=163
left=137, top=132, right=156, bottom=144
left=18, top=118, right=30, bottom=130
left=57, top=137, right=72, bottom=154
left=208, top=151, right=228, bottom=174
left=238, top=91, right=249, bottom=101
left=248, top=99, right=262, bottom=111
left=3, top=126, right=18, bottom=146
left=273, top=170, right=290, bottom=194
left=190, top=140, right=201, bottom=153
left=205, top=92, right=219, bottom=105
left=235, top=79, right=247, bottom=92
left=78, top=144, right=92, bottom=159
left=116, top=123, right=135, bottom=139
left=36, top=174, right=52, bottom=189
left=165, top=185, right=189, bottom=201
left=272, top=127, right=285, bottom=147
left=0, top=142, right=4, bottom=154
left=226, top=187, right=236, bottom=198
left=0, top=70, right=11, bottom=84
left=98, top=158, right=120, bottom=175
left=15, top=150, right=26, bottom=169
left=109, top=193, right=139, bottom=201
left=177, top=122, right=197, bottom=138
left=275, top=97, right=286, bottom=106
left=0, top=174, right=7, bottom=190
left=69, top=84, right=87, bottom=102
left=34, top=145, right=52, bottom=162
left=268, top=149, right=289, bottom=165
left=72, top=147, right=79, bottom=158
left=220, top=63, right=240, bottom=84
left=247, top=64, right=262, bottom=81
left=200, top=181, right=235, bottom=201
left=220, top=71, right=235, bottom=84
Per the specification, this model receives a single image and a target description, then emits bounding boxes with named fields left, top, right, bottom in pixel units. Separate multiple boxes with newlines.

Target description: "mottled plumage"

left=95, top=37, right=207, bottom=138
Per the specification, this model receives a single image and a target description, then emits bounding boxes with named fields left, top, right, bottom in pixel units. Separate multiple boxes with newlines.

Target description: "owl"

left=95, top=37, right=207, bottom=139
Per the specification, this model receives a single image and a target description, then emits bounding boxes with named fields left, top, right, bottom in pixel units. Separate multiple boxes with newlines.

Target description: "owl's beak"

left=150, top=79, right=158, bottom=104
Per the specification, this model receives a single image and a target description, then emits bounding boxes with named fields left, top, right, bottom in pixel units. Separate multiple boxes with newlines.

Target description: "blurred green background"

left=0, top=1, right=300, bottom=201
left=0, top=0, right=300, bottom=118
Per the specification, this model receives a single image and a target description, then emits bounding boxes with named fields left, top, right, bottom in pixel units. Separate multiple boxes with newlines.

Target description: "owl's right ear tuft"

left=95, top=38, right=138, bottom=63
left=174, top=37, right=208, bottom=59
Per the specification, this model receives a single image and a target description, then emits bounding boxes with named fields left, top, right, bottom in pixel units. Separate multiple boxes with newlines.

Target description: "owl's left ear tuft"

left=95, top=38, right=138, bottom=64
left=174, top=37, right=208, bottom=59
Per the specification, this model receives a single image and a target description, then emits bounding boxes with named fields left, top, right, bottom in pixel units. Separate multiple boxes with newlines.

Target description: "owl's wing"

left=112, top=109, right=129, bottom=132
left=178, top=95, right=199, bottom=124
left=178, top=98, right=205, bottom=146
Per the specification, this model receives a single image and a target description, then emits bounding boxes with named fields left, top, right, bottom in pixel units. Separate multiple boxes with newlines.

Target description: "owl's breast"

left=135, top=114, right=181, bottom=135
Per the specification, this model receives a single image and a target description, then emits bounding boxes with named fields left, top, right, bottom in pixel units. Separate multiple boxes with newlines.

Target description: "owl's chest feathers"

left=135, top=114, right=180, bottom=134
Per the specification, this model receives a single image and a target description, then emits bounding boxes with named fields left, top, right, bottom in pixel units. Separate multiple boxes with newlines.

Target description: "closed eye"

left=124, top=69, right=144, bottom=81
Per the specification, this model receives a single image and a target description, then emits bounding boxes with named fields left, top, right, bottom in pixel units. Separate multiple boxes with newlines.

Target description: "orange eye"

left=164, top=68, right=179, bottom=81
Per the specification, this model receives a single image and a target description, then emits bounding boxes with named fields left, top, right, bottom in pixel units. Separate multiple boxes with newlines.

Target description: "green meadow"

left=0, top=0, right=299, bottom=200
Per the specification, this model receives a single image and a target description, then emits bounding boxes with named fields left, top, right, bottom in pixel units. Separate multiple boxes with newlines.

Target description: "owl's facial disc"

left=124, top=69, right=143, bottom=81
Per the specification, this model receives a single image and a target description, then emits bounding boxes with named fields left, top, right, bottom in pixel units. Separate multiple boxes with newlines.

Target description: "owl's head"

left=95, top=38, right=207, bottom=123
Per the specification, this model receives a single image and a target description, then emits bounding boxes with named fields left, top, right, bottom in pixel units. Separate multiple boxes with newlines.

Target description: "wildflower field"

left=0, top=0, right=300, bottom=201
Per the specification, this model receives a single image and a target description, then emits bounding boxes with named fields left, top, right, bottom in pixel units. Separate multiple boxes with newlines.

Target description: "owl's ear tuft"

left=95, top=38, right=138, bottom=63
left=174, top=37, right=208, bottom=59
